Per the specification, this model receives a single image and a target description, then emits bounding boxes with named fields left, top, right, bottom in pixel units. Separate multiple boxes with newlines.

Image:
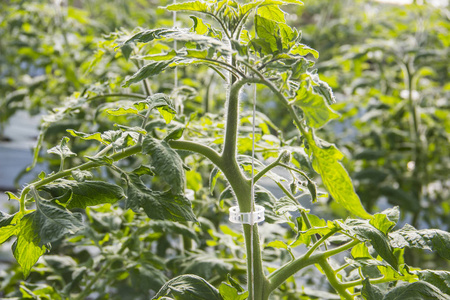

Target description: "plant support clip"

left=229, top=205, right=265, bottom=225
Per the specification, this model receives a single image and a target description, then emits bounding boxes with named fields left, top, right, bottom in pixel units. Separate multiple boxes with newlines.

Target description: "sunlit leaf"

left=338, top=219, right=398, bottom=270
left=219, top=283, right=248, bottom=300
left=165, top=1, right=210, bottom=13
left=306, top=132, right=372, bottom=219
left=257, top=5, right=285, bottom=23
left=389, top=224, right=450, bottom=260
left=67, top=129, right=104, bottom=144
left=47, top=137, right=76, bottom=159
left=106, top=107, right=139, bottom=116
left=190, top=16, right=209, bottom=35
left=290, top=43, right=319, bottom=59
left=13, top=214, right=46, bottom=278
left=294, top=83, right=339, bottom=129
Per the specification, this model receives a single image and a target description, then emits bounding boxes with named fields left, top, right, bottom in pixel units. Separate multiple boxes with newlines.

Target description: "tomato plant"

left=1, top=1, right=449, bottom=299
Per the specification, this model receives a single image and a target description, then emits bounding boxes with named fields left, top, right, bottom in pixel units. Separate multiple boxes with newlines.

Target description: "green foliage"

left=0, top=0, right=448, bottom=299
left=153, top=274, right=222, bottom=300
left=41, top=180, right=125, bottom=209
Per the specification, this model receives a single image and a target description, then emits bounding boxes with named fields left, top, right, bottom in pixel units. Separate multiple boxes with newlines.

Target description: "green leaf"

left=361, top=278, right=384, bottom=300
left=172, top=33, right=232, bottom=55
left=351, top=242, right=372, bottom=259
left=5, top=191, right=20, bottom=202
left=389, top=224, right=450, bottom=260
left=294, top=83, right=339, bottom=129
left=101, top=130, right=123, bottom=145
left=209, top=167, right=221, bottom=195
left=129, top=264, right=167, bottom=293
left=165, top=126, right=184, bottom=141
left=219, top=283, right=248, bottom=300
left=227, top=274, right=244, bottom=293
left=0, top=224, right=19, bottom=244
left=34, top=200, right=83, bottom=245
left=20, top=282, right=62, bottom=300
left=165, top=1, right=209, bottom=13
left=67, top=129, right=104, bottom=144
left=413, top=270, right=450, bottom=295
left=0, top=211, right=15, bottom=228
left=71, top=169, right=93, bottom=182
left=175, top=253, right=233, bottom=279
left=370, top=213, right=396, bottom=235
left=142, top=136, right=185, bottom=194
left=47, top=137, right=76, bottom=159
left=338, top=219, right=398, bottom=270
left=309, top=73, right=336, bottom=105
left=290, top=43, right=319, bottom=59
left=85, top=155, right=114, bottom=166
left=274, top=196, right=307, bottom=214
left=132, top=165, right=155, bottom=177
left=123, top=28, right=181, bottom=45
left=125, top=174, right=196, bottom=222
left=150, top=220, right=199, bottom=243
left=254, top=186, right=284, bottom=223
left=266, top=240, right=289, bottom=249
left=144, top=93, right=177, bottom=124
left=255, top=15, right=278, bottom=53
left=138, top=50, right=178, bottom=61
left=257, top=5, right=286, bottom=23
left=115, top=124, right=147, bottom=135
left=41, top=180, right=125, bottom=209
left=123, top=59, right=181, bottom=87
left=306, top=132, right=372, bottom=219
left=383, top=281, right=450, bottom=300
left=106, top=107, right=139, bottom=116
left=13, top=214, right=46, bottom=278
left=190, top=16, right=209, bottom=35
left=153, top=274, right=221, bottom=300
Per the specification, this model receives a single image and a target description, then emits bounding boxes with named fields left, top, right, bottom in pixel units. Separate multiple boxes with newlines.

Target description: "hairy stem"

left=268, top=239, right=360, bottom=293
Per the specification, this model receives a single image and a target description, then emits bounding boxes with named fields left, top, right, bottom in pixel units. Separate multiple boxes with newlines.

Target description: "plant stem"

left=340, top=274, right=413, bottom=289
left=317, top=257, right=353, bottom=300
left=253, top=156, right=282, bottom=183
left=300, top=211, right=354, bottom=299
left=169, top=140, right=223, bottom=170
left=221, top=76, right=272, bottom=299
left=268, top=239, right=360, bottom=293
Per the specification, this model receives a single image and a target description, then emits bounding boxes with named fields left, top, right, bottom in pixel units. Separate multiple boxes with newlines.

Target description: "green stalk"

left=301, top=212, right=354, bottom=299
left=268, top=239, right=360, bottom=293
left=221, top=77, right=272, bottom=299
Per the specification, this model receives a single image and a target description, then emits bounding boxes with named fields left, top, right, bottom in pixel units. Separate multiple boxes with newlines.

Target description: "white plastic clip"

left=229, top=205, right=265, bottom=225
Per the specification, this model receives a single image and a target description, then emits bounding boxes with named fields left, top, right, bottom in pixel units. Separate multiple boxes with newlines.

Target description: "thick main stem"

left=222, top=78, right=270, bottom=299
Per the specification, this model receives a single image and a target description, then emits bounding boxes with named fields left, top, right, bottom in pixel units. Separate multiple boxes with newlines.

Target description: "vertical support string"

left=249, top=84, right=257, bottom=300
left=173, top=0, right=178, bottom=91
left=173, top=0, right=180, bottom=114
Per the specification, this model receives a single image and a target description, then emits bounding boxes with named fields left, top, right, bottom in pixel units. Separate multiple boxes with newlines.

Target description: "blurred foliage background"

left=0, top=0, right=449, bottom=299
